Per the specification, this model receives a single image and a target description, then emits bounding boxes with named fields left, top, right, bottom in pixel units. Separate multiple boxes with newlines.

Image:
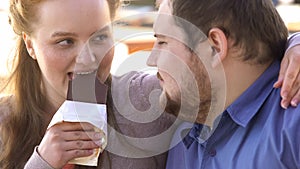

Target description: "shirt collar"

left=183, top=123, right=206, bottom=149
left=226, top=60, right=280, bottom=127
left=184, top=114, right=227, bottom=148
left=182, top=60, right=280, bottom=149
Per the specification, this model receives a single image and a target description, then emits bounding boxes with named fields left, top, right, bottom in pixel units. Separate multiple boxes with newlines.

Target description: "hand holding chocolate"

left=48, top=72, right=108, bottom=166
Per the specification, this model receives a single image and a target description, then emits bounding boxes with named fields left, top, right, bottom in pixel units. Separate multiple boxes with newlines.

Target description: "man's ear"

left=208, top=28, right=228, bottom=68
left=22, top=32, right=36, bottom=60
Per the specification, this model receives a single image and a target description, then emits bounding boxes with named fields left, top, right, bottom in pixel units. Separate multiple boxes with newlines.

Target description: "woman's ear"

left=208, top=28, right=228, bottom=68
left=22, top=32, right=36, bottom=60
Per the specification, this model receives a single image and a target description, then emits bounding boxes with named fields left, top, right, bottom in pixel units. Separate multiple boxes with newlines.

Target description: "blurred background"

left=1, top=0, right=300, bottom=79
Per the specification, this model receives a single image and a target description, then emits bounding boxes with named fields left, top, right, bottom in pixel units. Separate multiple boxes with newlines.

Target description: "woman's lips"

left=68, top=72, right=74, bottom=80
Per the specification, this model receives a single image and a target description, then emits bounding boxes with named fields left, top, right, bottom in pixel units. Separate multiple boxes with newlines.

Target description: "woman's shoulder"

left=111, top=71, right=160, bottom=111
left=0, top=95, right=14, bottom=123
left=112, top=71, right=159, bottom=88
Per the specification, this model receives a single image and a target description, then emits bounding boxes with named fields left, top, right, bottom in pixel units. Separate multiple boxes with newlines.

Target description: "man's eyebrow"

left=154, top=34, right=165, bottom=38
left=51, top=32, right=77, bottom=38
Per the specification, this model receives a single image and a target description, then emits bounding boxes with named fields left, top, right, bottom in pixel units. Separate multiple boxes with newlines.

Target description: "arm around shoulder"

left=274, top=32, right=300, bottom=108
left=286, top=32, right=300, bottom=51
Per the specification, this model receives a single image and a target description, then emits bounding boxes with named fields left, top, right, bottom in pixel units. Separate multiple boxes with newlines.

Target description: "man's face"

left=147, top=0, right=213, bottom=123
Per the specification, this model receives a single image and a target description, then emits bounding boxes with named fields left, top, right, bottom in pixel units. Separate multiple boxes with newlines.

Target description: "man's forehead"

left=155, top=0, right=163, bottom=8
left=156, top=0, right=169, bottom=7
left=153, top=0, right=188, bottom=43
left=153, top=14, right=188, bottom=47
left=153, top=14, right=176, bottom=36
left=153, top=0, right=173, bottom=32
left=157, top=0, right=171, bottom=14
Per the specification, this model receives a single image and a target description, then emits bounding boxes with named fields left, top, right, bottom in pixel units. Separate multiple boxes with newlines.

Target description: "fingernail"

left=275, top=78, right=283, bottom=86
left=291, top=100, right=298, bottom=107
left=281, top=102, right=288, bottom=109
left=273, top=81, right=279, bottom=88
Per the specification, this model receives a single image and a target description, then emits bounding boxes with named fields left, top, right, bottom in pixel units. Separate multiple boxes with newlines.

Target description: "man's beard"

left=160, top=89, right=211, bottom=124
left=160, top=91, right=180, bottom=117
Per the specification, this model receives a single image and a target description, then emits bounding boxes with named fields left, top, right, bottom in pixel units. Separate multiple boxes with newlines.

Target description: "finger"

left=274, top=57, right=289, bottom=88
left=291, top=75, right=300, bottom=107
left=63, top=131, right=105, bottom=141
left=281, top=99, right=289, bottom=109
left=60, top=122, right=95, bottom=132
left=273, top=79, right=283, bottom=88
left=291, top=88, right=300, bottom=107
left=63, top=140, right=100, bottom=151
left=281, top=59, right=300, bottom=99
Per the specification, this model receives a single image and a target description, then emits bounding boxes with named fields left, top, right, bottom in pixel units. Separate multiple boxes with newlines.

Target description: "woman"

left=0, top=0, right=175, bottom=168
left=0, top=0, right=115, bottom=168
left=0, top=0, right=300, bottom=168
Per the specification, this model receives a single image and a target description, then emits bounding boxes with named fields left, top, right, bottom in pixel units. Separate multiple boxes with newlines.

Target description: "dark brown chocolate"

left=67, top=72, right=108, bottom=104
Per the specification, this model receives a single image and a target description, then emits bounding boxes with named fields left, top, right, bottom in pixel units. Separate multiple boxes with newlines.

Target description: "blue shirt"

left=166, top=61, right=300, bottom=169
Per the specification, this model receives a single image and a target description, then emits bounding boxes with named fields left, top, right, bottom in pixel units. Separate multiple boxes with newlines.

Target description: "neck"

left=224, top=60, right=272, bottom=109
left=202, top=58, right=272, bottom=128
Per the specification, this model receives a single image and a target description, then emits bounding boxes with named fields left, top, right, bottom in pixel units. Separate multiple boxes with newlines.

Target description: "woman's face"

left=23, top=0, right=114, bottom=107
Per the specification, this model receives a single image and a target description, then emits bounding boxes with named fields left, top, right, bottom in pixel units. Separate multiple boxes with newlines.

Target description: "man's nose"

left=147, top=48, right=159, bottom=67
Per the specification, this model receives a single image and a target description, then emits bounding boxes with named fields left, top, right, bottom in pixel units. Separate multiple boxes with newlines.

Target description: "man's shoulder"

left=265, top=88, right=300, bottom=119
left=280, top=105, right=300, bottom=129
left=263, top=88, right=300, bottom=139
left=265, top=94, right=300, bottom=166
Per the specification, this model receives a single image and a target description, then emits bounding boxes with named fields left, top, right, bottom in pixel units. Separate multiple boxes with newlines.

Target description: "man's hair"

left=171, top=0, right=288, bottom=64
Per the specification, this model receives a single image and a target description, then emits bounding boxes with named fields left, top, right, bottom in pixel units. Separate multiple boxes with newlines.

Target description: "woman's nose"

left=76, top=44, right=97, bottom=66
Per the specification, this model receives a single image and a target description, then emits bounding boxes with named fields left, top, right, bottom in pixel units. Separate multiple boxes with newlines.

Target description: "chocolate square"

left=67, top=72, right=108, bottom=104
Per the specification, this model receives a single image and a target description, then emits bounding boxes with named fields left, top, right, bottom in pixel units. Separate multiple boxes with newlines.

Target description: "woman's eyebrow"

left=51, top=31, right=77, bottom=38
left=91, top=26, right=111, bottom=36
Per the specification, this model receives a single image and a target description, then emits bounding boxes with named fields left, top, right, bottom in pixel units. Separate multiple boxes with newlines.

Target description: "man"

left=147, top=0, right=300, bottom=168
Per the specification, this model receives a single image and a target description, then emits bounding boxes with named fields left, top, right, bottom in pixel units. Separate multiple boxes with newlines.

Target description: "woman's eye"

left=57, top=39, right=74, bottom=46
left=93, top=34, right=109, bottom=42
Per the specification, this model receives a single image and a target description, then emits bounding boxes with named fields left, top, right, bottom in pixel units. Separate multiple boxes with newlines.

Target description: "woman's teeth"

left=75, top=70, right=96, bottom=75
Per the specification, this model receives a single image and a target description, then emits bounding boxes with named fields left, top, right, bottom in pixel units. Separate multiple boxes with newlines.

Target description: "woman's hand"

left=274, top=45, right=300, bottom=109
left=37, top=122, right=103, bottom=168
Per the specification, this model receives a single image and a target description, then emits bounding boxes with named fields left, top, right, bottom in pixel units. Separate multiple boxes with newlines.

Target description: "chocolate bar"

left=67, top=72, right=108, bottom=104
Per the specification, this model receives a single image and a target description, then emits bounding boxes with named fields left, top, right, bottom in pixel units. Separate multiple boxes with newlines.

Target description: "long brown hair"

left=0, top=0, right=120, bottom=168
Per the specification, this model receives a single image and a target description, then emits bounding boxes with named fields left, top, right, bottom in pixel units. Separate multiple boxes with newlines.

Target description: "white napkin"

left=48, top=100, right=107, bottom=166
